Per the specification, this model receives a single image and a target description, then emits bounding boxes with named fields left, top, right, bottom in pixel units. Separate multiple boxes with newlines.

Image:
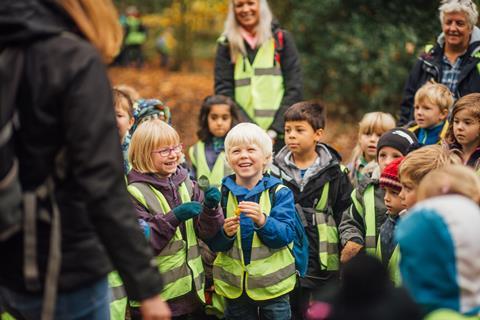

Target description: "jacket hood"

left=0, top=0, right=75, bottom=46
left=222, top=174, right=282, bottom=198
left=128, top=166, right=189, bottom=191
left=395, top=195, right=480, bottom=316
left=436, top=26, right=480, bottom=55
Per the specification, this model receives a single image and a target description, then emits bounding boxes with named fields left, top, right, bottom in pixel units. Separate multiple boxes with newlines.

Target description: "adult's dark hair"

left=284, top=101, right=326, bottom=130
left=197, top=95, right=240, bottom=141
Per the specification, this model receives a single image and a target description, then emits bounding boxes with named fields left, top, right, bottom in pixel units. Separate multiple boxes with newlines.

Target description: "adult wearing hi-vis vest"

left=215, top=0, right=303, bottom=152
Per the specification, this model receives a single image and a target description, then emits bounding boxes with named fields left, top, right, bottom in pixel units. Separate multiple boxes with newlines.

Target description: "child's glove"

left=138, top=219, right=151, bottom=240
left=173, top=202, right=202, bottom=221
left=204, top=187, right=221, bottom=209
left=340, top=241, right=364, bottom=264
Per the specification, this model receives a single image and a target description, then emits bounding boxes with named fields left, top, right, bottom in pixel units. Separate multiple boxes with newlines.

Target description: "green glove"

left=173, top=201, right=202, bottom=221
left=204, top=187, right=221, bottom=209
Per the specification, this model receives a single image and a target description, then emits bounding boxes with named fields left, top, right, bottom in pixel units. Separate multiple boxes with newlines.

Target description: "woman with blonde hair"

left=214, top=0, right=303, bottom=152
left=0, top=1, right=169, bottom=319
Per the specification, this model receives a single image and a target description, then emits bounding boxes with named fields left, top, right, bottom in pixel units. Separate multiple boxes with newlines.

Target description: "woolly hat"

left=380, top=157, right=404, bottom=192
left=377, top=128, right=418, bottom=157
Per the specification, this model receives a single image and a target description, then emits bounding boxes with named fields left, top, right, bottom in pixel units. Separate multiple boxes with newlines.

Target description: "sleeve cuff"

left=164, top=211, right=181, bottom=228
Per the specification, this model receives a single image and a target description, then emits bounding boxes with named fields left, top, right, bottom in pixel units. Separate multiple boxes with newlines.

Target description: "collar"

left=240, top=27, right=258, bottom=49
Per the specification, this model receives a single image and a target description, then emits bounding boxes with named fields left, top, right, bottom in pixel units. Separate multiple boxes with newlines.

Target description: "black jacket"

left=399, top=26, right=480, bottom=125
left=214, top=23, right=303, bottom=134
left=0, top=0, right=162, bottom=300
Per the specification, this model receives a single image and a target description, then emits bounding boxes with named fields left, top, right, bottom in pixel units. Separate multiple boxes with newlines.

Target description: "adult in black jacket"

left=399, top=0, right=480, bottom=126
left=214, top=0, right=302, bottom=151
left=0, top=0, right=169, bottom=319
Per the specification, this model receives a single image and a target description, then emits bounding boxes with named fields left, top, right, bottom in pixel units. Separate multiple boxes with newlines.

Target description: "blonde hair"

left=399, top=145, right=461, bottom=186
left=446, top=93, right=480, bottom=145
left=417, top=165, right=480, bottom=204
left=439, top=0, right=478, bottom=29
left=225, top=123, right=272, bottom=172
left=414, top=82, right=454, bottom=113
left=113, top=87, right=134, bottom=118
left=349, top=112, right=396, bottom=163
left=129, top=120, right=180, bottom=173
left=223, top=0, right=273, bottom=62
left=57, top=0, right=123, bottom=63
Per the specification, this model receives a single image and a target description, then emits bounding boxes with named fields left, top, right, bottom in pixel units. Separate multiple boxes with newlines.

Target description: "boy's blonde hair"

left=418, top=165, right=480, bottom=204
left=446, top=93, right=480, bottom=145
left=224, top=123, right=272, bottom=172
left=399, top=145, right=460, bottom=186
left=349, top=112, right=396, bottom=163
left=129, top=120, right=180, bottom=173
left=414, top=82, right=454, bottom=113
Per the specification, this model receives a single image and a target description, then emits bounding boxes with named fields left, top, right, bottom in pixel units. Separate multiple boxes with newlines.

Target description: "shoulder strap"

left=129, top=182, right=165, bottom=215
left=184, top=176, right=194, bottom=199
left=273, top=29, right=284, bottom=65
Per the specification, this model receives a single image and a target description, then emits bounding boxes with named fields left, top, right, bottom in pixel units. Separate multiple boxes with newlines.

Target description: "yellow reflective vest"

left=350, top=185, right=377, bottom=255
left=128, top=181, right=206, bottom=303
left=234, top=38, right=284, bottom=130
left=188, top=141, right=232, bottom=188
left=212, top=186, right=296, bottom=300
left=108, top=271, right=127, bottom=320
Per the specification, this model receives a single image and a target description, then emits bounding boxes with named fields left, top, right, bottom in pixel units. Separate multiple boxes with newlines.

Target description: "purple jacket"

left=127, top=166, right=224, bottom=316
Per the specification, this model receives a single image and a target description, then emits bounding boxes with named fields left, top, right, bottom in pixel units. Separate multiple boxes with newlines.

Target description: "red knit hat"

left=380, top=157, right=404, bottom=192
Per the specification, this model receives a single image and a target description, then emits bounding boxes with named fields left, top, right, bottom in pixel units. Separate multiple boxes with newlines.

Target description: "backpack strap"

left=273, top=29, right=284, bottom=66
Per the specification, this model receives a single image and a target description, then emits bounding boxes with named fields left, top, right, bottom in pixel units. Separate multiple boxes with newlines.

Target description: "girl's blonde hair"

left=129, top=120, right=180, bottom=173
left=57, top=0, right=123, bottom=63
left=417, top=165, right=480, bottom=204
left=446, top=93, right=480, bottom=145
left=223, top=0, right=273, bottom=62
left=225, top=123, right=272, bottom=172
left=349, top=112, right=396, bottom=163
left=399, top=145, right=461, bottom=186
left=414, top=82, right=454, bottom=113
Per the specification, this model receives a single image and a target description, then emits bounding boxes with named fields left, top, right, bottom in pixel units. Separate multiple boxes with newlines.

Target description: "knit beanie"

left=377, top=128, right=418, bottom=157
left=380, top=157, right=404, bottom=192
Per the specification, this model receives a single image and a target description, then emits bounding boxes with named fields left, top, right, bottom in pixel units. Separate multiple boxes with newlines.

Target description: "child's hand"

left=223, top=216, right=240, bottom=237
left=238, top=201, right=265, bottom=227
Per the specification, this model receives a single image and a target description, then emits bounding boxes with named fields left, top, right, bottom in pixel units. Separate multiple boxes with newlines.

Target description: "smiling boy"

left=270, top=101, right=353, bottom=319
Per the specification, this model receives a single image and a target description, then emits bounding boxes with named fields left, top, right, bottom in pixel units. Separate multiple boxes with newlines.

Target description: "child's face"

left=152, top=143, right=182, bottom=177
left=227, top=143, right=266, bottom=183
left=414, top=98, right=448, bottom=129
left=358, top=132, right=381, bottom=162
left=378, top=146, right=404, bottom=172
left=284, top=121, right=323, bottom=156
left=115, top=106, right=134, bottom=141
left=208, top=104, right=232, bottom=138
left=399, top=177, right=418, bottom=209
left=383, top=186, right=404, bottom=216
left=453, top=109, right=480, bottom=148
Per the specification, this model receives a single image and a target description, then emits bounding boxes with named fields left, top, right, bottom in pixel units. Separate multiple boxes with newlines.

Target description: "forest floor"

left=108, top=61, right=357, bottom=162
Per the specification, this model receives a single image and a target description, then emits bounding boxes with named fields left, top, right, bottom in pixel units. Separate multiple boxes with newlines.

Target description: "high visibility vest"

left=314, top=182, right=340, bottom=271
left=0, top=313, right=15, bottom=320
left=212, top=186, right=296, bottom=300
left=125, top=16, right=146, bottom=46
left=108, top=271, right=127, bottom=320
left=425, top=309, right=480, bottom=320
left=128, top=181, right=206, bottom=303
left=234, top=38, right=284, bottom=130
left=376, top=238, right=401, bottom=286
left=350, top=185, right=377, bottom=254
left=188, top=141, right=232, bottom=188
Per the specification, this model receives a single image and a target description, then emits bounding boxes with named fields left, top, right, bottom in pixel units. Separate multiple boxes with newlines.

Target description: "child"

left=348, top=112, right=396, bottom=187
left=188, top=95, right=239, bottom=187
left=269, top=101, right=353, bottom=319
left=446, top=93, right=480, bottom=171
left=408, top=82, right=452, bottom=145
left=339, top=128, right=418, bottom=263
left=209, top=123, right=297, bottom=320
left=417, top=164, right=480, bottom=204
left=113, top=87, right=135, bottom=174
left=395, top=195, right=480, bottom=317
left=126, top=120, right=224, bottom=319
left=376, top=157, right=405, bottom=286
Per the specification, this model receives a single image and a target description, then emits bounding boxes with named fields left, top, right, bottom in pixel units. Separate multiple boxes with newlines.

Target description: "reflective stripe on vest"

left=108, top=271, right=127, bottom=320
left=375, top=237, right=401, bottom=286
left=234, top=39, right=284, bottom=130
left=363, top=185, right=377, bottom=254
left=127, top=182, right=205, bottom=303
left=314, top=182, right=340, bottom=271
left=425, top=309, right=480, bottom=320
left=188, top=141, right=231, bottom=188
left=212, top=186, right=296, bottom=300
